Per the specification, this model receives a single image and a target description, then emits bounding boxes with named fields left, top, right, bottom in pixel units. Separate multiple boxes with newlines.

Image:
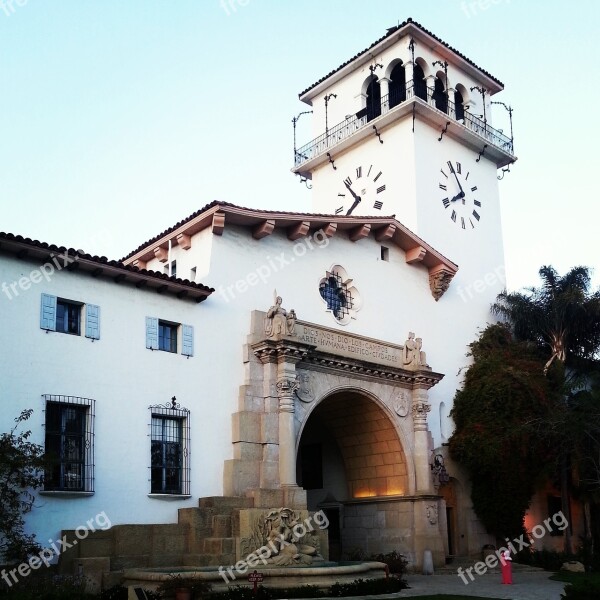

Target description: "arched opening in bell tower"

left=413, top=63, right=427, bottom=101
left=433, top=76, right=448, bottom=113
left=366, top=77, right=382, bottom=122
left=389, top=62, right=406, bottom=108
left=296, top=390, right=409, bottom=559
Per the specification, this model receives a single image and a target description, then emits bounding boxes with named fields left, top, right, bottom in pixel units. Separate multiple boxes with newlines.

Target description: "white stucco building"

left=4, top=20, right=565, bottom=581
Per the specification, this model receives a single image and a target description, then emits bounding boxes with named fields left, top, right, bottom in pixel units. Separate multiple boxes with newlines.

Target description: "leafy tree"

left=449, top=323, right=559, bottom=539
left=0, top=409, right=45, bottom=561
left=492, top=265, right=600, bottom=552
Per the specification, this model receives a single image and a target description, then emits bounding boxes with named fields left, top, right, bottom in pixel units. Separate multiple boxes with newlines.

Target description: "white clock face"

left=336, top=165, right=386, bottom=215
left=439, top=160, right=482, bottom=230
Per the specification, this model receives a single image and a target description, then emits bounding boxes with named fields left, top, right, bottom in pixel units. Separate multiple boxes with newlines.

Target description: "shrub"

left=561, top=578, right=600, bottom=599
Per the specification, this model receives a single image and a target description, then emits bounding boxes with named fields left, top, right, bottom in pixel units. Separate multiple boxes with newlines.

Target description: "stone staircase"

left=178, top=495, right=254, bottom=568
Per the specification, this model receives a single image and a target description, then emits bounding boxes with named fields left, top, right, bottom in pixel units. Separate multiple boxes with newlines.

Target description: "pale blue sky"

left=1, top=0, right=598, bottom=291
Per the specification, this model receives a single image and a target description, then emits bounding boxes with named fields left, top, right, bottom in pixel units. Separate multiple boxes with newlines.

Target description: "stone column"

left=412, top=385, right=433, bottom=494
left=425, top=75, right=436, bottom=106
left=379, top=77, right=390, bottom=112
left=404, top=61, right=414, bottom=94
left=276, top=376, right=299, bottom=487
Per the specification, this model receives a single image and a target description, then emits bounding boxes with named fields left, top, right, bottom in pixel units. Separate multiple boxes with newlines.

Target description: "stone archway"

left=296, top=389, right=410, bottom=559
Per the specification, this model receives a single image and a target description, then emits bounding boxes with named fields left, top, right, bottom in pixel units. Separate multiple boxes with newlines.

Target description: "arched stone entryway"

left=296, top=389, right=412, bottom=559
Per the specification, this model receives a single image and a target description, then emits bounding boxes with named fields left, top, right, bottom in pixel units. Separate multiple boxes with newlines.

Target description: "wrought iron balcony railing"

left=294, top=79, right=514, bottom=168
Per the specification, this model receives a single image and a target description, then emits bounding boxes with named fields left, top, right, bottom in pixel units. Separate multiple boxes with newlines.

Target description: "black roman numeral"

left=373, top=201, right=383, bottom=210
left=456, top=162, right=462, bottom=174
left=335, top=206, right=344, bottom=215
left=356, top=166, right=362, bottom=179
left=343, top=177, right=352, bottom=186
left=373, top=171, right=382, bottom=182
left=471, top=186, right=478, bottom=192
left=367, top=164, right=373, bottom=177
left=461, top=217, right=466, bottom=229
left=442, top=198, right=450, bottom=209
left=473, top=210, right=480, bottom=221
left=440, top=168, right=448, bottom=179
left=465, top=172, right=470, bottom=180
left=439, top=183, right=447, bottom=191
left=474, top=200, right=481, bottom=207
left=470, top=219, right=475, bottom=228
left=451, top=210, right=457, bottom=222
left=447, top=161, right=454, bottom=173
left=338, top=193, right=345, bottom=197
left=377, top=185, right=386, bottom=194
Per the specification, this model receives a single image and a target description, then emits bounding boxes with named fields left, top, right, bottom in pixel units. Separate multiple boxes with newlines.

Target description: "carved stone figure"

left=286, top=309, right=297, bottom=335
left=415, top=337, right=429, bottom=367
left=403, top=332, right=429, bottom=368
left=295, top=372, right=314, bottom=403
left=242, top=507, right=322, bottom=567
left=393, top=391, right=410, bottom=417
left=264, top=295, right=296, bottom=338
left=402, top=332, right=418, bottom=367
left=426, top=504, right=438, bottom=525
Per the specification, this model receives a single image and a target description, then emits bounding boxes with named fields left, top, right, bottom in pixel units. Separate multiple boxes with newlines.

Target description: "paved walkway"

left=400, top=571, right=565, bottom=599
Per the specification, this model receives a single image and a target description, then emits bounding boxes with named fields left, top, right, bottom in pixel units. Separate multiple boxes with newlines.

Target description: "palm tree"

left=492, top=265, right=600, bottom=553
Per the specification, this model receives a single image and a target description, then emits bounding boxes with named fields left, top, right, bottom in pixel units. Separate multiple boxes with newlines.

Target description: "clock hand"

left=450, top=167, right=464, bottom=196
left=346, top=198, right=361, bottom=215
left=450, top=191, right=465, bottom=202
left=344, top=181, right=362, bottom=202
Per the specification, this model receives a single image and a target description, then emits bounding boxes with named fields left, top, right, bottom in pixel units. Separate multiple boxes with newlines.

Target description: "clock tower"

left=292, top=18, right=516, bottom=283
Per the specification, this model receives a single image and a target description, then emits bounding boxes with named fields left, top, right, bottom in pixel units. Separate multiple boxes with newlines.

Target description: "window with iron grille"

left=149, top=398, right=190, bottom=495
left=43, top=395, right=95, bottom=492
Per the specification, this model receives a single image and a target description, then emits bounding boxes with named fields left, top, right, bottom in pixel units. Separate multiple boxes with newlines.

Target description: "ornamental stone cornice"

left=251, top=338, right=444, bottom=390
left=251, top=339, right=314, bottom=365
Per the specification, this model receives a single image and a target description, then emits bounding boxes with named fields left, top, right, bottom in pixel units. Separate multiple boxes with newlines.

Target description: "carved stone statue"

left=415, top=337, right=429, bottom=367
left=242, top=507, right=322, bottom=567
left=264, top=294, right=296, bottom=338
left=402, top=332, right=418, bottom=367
left=403, top=332, right=429, bottom=368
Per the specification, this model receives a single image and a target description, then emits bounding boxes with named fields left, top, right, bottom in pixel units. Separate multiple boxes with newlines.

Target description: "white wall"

left=0, top=254, right=222, bottom=547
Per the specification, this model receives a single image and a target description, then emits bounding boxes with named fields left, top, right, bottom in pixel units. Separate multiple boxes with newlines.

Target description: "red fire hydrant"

left=500, top=550, right=512, bottom=584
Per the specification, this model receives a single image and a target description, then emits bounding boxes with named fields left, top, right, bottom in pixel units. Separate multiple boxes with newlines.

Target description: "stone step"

left=202, top=537, right=236, bottom=556
left=199, top=496, right=254, bottom=511
left=212, top=514, right=232, bottom=537
left=182, top=553, right=236, bottom=568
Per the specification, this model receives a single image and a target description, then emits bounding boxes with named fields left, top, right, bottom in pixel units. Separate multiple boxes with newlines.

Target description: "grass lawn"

left=550, top=571, right=600, bottom=584
left=400, top=596, right=505, bottom=599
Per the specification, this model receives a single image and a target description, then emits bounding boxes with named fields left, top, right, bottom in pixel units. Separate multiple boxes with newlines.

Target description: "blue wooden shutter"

left=182, top=324, right=194, bottom=357
left=40, top=294, right=57, bottom=331
left=85, top=304, right=100, bottom=340
left=146, top=317, right=159, bottom=350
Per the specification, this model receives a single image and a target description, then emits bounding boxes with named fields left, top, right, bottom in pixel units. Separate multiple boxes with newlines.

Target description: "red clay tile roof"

left=299, top=17, right=503, bottom=98
left=0, top=232, right=214, bottom=301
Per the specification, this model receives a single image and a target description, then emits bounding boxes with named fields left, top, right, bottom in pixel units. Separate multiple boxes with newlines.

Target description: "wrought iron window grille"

left=148, top=397, right=190, bottom=495
left=42, top=395, right=95, bottom=492
left=319, top=270, right=354, bottom=322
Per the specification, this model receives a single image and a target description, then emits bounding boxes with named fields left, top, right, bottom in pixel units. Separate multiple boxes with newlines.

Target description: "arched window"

left=413, top=64, right=427, bottom=101
left=454, top=89, right=465, bottom=121
left=389, top=62, right=406, bottom=109
left=433, top=77, right=448, bottom=113
left=366, top=77, right=381, bottom=122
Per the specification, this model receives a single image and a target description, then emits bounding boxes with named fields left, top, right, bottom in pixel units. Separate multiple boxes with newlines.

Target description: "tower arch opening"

left=388, top=61, right=406, bottom=108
